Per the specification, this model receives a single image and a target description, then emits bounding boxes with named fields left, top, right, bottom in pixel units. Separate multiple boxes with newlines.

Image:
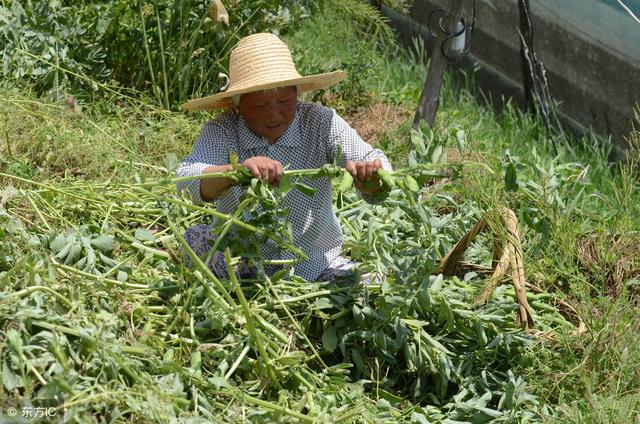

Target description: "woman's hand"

left=345, top=159, right=384, bottom=195
left=242, top=156, right=283, bottom=186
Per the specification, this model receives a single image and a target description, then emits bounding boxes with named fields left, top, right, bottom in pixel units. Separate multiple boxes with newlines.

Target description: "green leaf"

left=410, top=129, right=427, bottom=154
left=64, top=244, right=82, bottom=265
left=431, top=145, right=443, bottom=164
left=134, top=228, right=156, bottom=242
left=208, top=376, right=230, bottom=389
left=376, top=169, right=395, bottom=190
left=322, top=326, right=338, bottom=353
left=429, top=274, right=444, bottom=291
left=163, top=349, right=174, bottom=364
left=7, top=329, right=23, bottom=353
left=505, top=163, right=518, bottom=191
left=351, top=349, right=367, bottom=374
left=163, top=153, right=178, bottom=172
left=408, top=151, right=418, bottom=168
left=230, top=151, right=239, bottom=169
left=2, top=360, right=20, bottom=391
left=410, top=411, right=431, bottom=424
left=405, top=175, right=419, bottom=192
left=402, top=319, right=428, bottom=328
left=293, top=182, right=317, bottom=197
left=49, top=234, right=66, bottom=253
left=338, top=171, right=353, bottom=193
left=314, top=297, right=333, bottom=310
left=279, top=174, right=291, bottom=194
left=91, top=235, right=115, bottom=252
left=55, top=242, right=73, bottom=260
left=250, top=177, right=260, bottom=193
left=270, top=267, right=289, bottom=283
left=190, top=351, right=202, bottom=371
left=423, top=333, right=453, bottom=355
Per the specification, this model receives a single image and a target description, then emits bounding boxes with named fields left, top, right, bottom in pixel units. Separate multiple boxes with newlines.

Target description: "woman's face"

left=237, top=86, right=298, bottom=143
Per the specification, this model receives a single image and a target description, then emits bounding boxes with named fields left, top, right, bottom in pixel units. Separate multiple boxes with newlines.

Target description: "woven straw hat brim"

left=182, top=70, right=346, bottom=111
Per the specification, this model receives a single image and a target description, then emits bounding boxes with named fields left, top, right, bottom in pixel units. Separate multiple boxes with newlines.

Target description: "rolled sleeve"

left=176, top=119, right=234, bottom=205
left=176, top=162, right=210, bottom=204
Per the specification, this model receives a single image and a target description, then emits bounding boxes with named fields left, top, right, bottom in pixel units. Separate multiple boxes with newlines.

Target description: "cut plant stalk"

left=52, top=260, right=152, bottom=290
left=145, top=188, right=309, bottom=261
left=262, top=272, right=329, bottom=368
left=159, top=162, right=453, bottom=189
left=5, top=285, right=73, bottom=309
left=168, top=220, right=236, bottom=311
left=224, top=248, right=281, bottom=389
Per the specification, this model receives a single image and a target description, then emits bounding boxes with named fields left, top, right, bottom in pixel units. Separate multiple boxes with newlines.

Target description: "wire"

left=426, top=0, right=477, bottom=62
left=617, top=0, right=640, bottom=24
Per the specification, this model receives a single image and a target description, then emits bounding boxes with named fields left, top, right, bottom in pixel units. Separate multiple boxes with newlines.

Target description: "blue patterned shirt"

left=176, top=101, right=392, bottom=280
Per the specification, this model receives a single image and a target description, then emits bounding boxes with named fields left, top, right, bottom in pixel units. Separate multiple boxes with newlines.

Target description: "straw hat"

left=182, top=33, right=346, bottom=111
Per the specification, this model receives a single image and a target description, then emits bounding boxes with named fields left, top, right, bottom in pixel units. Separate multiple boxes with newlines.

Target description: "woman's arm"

left=199, top=164, right=234, bottom=201
left=177, top=119, right=239, bottom=204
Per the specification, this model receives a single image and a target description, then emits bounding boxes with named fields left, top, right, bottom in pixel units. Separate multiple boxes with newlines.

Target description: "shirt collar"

left=236, top=106, right=301, bottom=151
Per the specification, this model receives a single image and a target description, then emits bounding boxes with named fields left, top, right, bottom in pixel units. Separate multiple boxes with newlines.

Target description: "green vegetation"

left=1, top=1, right=639, bottom=423
left=0, top=0, right=314, bottom=108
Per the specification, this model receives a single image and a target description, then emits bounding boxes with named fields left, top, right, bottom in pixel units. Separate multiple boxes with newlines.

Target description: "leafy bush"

left=0, top=0, right=315, bottom=108
left=0, top=1, right=110, bottom=96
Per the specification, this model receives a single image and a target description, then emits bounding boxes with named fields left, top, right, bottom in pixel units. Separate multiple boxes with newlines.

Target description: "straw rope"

left=436, top=206, right=535, bottom=329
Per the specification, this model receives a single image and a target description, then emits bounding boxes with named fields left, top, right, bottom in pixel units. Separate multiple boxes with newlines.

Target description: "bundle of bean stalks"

left=0, top=161, right=570, bottom=422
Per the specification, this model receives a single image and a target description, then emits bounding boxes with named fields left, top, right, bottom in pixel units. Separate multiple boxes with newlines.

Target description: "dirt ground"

left=345, top=102, right=411, bottom=146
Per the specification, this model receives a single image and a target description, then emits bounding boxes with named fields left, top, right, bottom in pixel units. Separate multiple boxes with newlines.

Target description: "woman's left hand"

left=345, top=159, right=384, bottom=195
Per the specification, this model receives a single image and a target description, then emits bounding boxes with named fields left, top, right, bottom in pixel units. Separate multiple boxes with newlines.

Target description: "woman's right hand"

left=241, top=156, right=283, bottom=186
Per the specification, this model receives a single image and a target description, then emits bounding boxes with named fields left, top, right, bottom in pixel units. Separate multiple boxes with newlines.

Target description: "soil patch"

left=346, top=102, right=411, bottom=145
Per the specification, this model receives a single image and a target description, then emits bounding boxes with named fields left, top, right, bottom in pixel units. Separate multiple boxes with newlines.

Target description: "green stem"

left=164, top=282, right=194, bottom=337
left=141, top=189, right=308, bottom=261
left=139, top=0, right=160, bottom=107
left=32, top=321, right=151, bottom=355
left=143, top=162, right=452, bottom=190
left=168, top=220, right=236, bottom=311
left=253, top=313, right=289, bottom=344
left=256, top=289, right=334, bottom=309
left=224, top=248, right=281, bottom=389
left=237, top=392, right=315, bottom=423
left=224, top=343, right=251, bottom=380
left=153, top=0, right=170, bottom=109
left=263, top=274, right=328, bottom=368
left=53, top=260, right=151, bottom=290
left=0, top=172, right=97, bottom=203
left=5, top=285, right=73, bottom=309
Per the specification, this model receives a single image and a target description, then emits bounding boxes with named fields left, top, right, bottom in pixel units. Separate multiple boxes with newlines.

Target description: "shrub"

left=0, top=0, right=315, bottom=108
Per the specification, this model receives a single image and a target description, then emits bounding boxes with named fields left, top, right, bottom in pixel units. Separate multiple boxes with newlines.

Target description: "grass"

left=1, top=2, right=639, bottom=423
left=0, top=86, right=201, bottom=183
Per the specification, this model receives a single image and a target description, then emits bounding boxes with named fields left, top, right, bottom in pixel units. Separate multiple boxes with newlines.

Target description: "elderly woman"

left=177, top=33, right=392, bottom=281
